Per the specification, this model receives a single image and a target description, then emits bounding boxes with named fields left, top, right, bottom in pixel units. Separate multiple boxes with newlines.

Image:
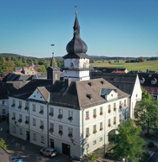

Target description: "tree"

left=0, top=138, right=8, bottom=151
left=5, top=60, right=15, bottom=72
left=56, top=59, right=64, bottom=68
left=38, top=65, right=47, bottom=74
left=0, top=56, right=7, bottom=75
left=113, top=119, right=145, bottom=162
left=141, top=87, right=151, bottom=101
left=90, top=59, right=94, bottom=63
left=134, top=96, right=158, bottom=135
left=15, top=61, right=22, bottom=67
left=138, top=57, right=145, bottom=62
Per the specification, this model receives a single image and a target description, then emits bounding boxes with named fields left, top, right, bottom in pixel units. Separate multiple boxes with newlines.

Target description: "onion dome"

left=66, top=15, right=88, bottom=55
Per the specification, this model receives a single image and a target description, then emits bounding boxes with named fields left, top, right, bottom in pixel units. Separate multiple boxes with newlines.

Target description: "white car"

left=40, top=147, right=57, bottom=157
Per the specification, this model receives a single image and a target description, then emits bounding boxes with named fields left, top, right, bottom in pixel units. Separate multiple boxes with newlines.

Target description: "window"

left=119, top=114, right=122, bottom=122
left=40, top=120, right=44, bottom=126
left=13, top=99, right=15, bottom=104
left=68, top=128, right=73, bottom=137
left=114, top=103, right=116, bottom=108
left=93, top=109, right=96, bottom=118
left=68, top=111, right=73, bottom=117
left=119, top=101, right=121, bottom=106
left=93, top=140, right=96, bottom=145
left=20, top=128, right=23, bottom=135
left=13, top=112, right=15, bottom=117
left=93, top=109, right=96, bottom=115
left=33, top=104, right=36, bottom=112
left=152, top=89, right=154, bottom=93
left=147, top=89, right=149, bottom=93
left=100, top=137, right=103, bottom=142
left=25, top=102, right=29, bottom=108
left=50, top=107, right=54, bottom=114
left=108, top=105, right=111, bottom=113
left=100, top=107, right=103, bottom=114
left=33, top=133, right=36, bottom=140
left=40, top=105, right=44, bottom=114
left=26, top=116, right=29, bottom=121
left=100, top=122, right=103, bottom=129
left=50, top=123, right=54, bottom=129
left=85, top=111, right=89, bottom=120
left=108, top=119, right=111, bottom=127
left=93, top=125, right=97, bottom=134
left=59, top=109, right=63, bottom=115
left=2, top=100, right=6, bottom=105
left=86, top=128, right=89, bottom=136
left=124, top=100, right=126, bottom=106
left=19, top=101, right=22, bottom=106
left=2, top=109, right=5, bottom=114
left=19, top=114, right=22, bottom=119
left=33, top=118, right=36, bottom=126
left=114, top=117, right=116, bottom=124
left=41, top=136, right=44, bottom=143
left=59, top=125, right=63, bottom=131
left=13, top=126, right=16, bottom=133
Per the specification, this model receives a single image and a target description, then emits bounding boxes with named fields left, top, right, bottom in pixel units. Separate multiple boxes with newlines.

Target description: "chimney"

left=65, top=78, right=72, bottom=88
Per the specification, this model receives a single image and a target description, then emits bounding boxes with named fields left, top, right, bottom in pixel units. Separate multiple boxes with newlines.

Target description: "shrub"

left=139, top=151, right=150, bottom=162
left=90, top=153, right=99, bottom=161
left=147, top=142, right=154, bottom=148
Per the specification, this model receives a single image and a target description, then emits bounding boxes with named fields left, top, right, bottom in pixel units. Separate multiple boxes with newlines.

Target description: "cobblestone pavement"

left=0, top=120, right=69, bottom=162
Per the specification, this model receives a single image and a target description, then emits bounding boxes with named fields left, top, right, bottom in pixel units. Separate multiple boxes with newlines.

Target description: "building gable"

left=28, top=88, right=47, bottom=102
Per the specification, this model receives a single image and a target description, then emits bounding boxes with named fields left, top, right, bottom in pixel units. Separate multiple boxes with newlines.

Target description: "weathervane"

left=51, top=44, right=55, bottom=58
left=75, top=6, right=77, bottom=15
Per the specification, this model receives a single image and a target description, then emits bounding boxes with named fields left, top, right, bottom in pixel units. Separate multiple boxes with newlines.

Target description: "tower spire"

left=50, top=44, right=57, bottom=67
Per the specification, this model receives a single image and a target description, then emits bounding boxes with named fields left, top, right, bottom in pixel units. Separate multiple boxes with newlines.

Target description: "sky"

left=0, top=0, right=158, bottom=58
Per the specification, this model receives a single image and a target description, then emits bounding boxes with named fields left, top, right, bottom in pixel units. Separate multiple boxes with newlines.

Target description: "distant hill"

left=0, top=53, right=150, bottom=60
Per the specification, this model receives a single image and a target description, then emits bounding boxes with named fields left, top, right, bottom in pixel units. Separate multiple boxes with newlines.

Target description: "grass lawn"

left=91, top=60, right=158, bottom=71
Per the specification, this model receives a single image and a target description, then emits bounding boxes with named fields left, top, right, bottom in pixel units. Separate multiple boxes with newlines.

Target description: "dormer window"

left=88, top=82, right=92, bottom=87
left=86, top=94, right=92, bottom=100
left=100, top=81, right=104, bottom=85
left=140, top=77, right=145, bottom=84
left=151, top=78, right=157, bottom=85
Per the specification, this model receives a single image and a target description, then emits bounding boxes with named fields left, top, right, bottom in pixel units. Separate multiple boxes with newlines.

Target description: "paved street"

left=0, top=120, right=69, bottom=162
left=148, top=148, right=158, bottom=162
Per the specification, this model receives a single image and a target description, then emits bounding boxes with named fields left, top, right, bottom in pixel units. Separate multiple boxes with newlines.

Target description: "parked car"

left=40, top=147, right=57, bottom=157
left=11, top=157, right=23, bottom=162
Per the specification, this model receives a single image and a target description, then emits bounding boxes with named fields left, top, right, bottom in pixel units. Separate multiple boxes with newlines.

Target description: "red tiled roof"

left=0, top=77, right=4, bottom=81
left=112, top=70, right=125, bottom=73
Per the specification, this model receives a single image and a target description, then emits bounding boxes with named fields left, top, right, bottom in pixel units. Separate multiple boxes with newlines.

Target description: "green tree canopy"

left=113, top=119, right=145, bottom=161
left=0, top=56, right=7, bottom=75
left=5, top=60, right=15, bottom=72
left=38, top=65, right=47, bottom=74
left=141, top=87, right=151, bottom=100
left=15, top=61, right=22, bottom=67
left=134, top=96, right=158, bottom=135
left=138, top=57, right=145, bottom=62
left=0, top=138, right=8, bottom=151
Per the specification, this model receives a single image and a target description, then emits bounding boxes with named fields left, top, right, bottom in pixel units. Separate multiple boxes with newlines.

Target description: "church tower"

left=47, top=46, right=60, bottom=84
left=62, top=13, right=90, bottom=81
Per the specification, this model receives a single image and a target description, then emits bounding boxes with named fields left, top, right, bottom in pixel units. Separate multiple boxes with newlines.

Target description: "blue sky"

left=0, top=0, right=158, bottom=58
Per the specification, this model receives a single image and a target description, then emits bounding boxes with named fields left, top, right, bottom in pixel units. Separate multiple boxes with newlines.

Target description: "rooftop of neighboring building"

left=90, top=72, right=137, bottom=95
left=138, top=73, right=158, bottom=87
